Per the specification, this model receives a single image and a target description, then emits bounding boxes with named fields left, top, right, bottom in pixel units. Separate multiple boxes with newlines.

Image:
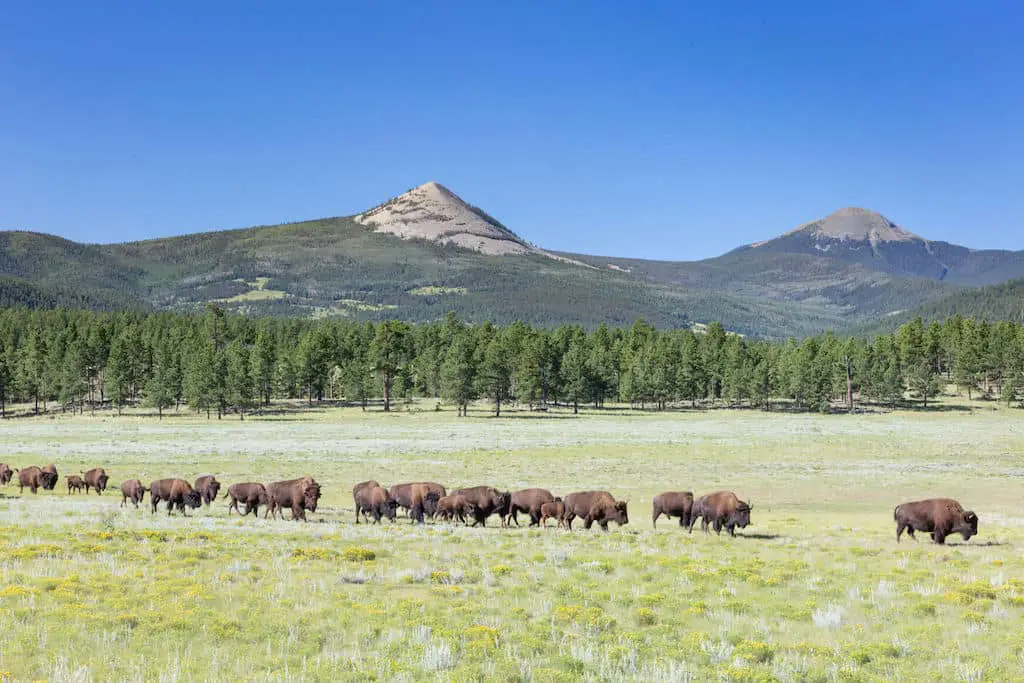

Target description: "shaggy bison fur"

left=194, top=475, right=222, bottom=507
left=265, top=476, right=321, bottom=522
left=894, top=498, right=978, bottom=544
left=41, top=464, right=59, bottom=490
left=83, top=467, right=109, bottom=495
left=689, top=491, right=751, bottom=536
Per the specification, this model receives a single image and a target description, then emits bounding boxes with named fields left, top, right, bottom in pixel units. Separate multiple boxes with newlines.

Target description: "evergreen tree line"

left=0, top=305, right=1022, bottom=419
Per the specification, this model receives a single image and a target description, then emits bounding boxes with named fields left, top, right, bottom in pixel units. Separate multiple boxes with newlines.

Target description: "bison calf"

left=652, top=491, right=694, bottom=529
left=540, top=499, right=565, bottom=528
left=895, top=498, right=978, bottom=545
left=66, top=475, right=87, bottom=494
left=506, top=488, right=556, bottom=527
left=120, top=479, right=147, bottom=508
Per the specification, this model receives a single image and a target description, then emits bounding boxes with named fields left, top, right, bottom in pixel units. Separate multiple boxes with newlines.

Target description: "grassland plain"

left=0, top=404, right=1023, bottom=682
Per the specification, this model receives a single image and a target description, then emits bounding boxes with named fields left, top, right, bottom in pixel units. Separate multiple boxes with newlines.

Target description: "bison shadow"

left=734, top=532, right=781, bottom=540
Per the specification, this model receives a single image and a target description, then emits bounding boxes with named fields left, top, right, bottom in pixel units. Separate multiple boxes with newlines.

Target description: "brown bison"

left=265, top=477, right=321, bottom=522
left=652, top=491, right=694, bottom=528
left=389, top=482, right=447, bottom=523
left=352, top=480, right=381, bottom=523
left=225, top=482, right=268, bottom=517
left=506, top=488, right=556, bottom=527
left=193, top=475, right=221, bottom=507
left=540, top=499, right=565, bottom=528
left=689, top=491, right=751, bottom=536
left=436, top=493, right=479, bottom=524
left=0, top=463, right=12, bottom=485
left=895, top=498, right=978, bottom=544
left=18, top=466, right=56, bottom=494
left=449, top=486, right=511, bottom=527
left=66, top=475, right=87, bottom=494
left=83, top=467, right=109, bottom=495
left=41, top=464, right=59, bottom=490
left=422, top=490, right=442, bottom=519
left=354, top=485, right=398, bottom=524
left=120, top=479, right=147, bottom=508
left=563, top=491, right=629, bottom=531
left=149, top=478, right=202, bottom=516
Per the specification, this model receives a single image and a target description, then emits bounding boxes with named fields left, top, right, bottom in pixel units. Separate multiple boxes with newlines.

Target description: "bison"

left=41, top=464, right=59, bottom=490
left=149, top=478, right=202, bottom=516
left=389, top=482, right=446, bottom=524
left=422, top=490, right=441, bottom=519
left=0, top=463, right=12, bottom=485
left=449, top=486, right=511, bottom=527
left=120, top=479, right=147, bottom=508
left=18, top=466, right=54, bottom=494
left=352, top=480, right=381, bottom=523
left=193, top=475, right=221, bottom=507
left=563, top=491, right=629, bottom=531
left=225, top=482, right=268, bottom=517
left=66, top=475, right=87, bottom=494
left=265, top=476, right=321, bottom=522
left=895, top=498, right=978, bottom=545
left=354, top=485, right=398, bottom=524
left=540, top=499, right=565, bottom=528
left=506, top=488, right=556, bottom=527
left=689, top=491, right=751, bottom=536
left=652, top=491, right=694, bottom=529
left=83, top=467, right=109, bottom=495
left=436, top=493, right=479, bottom=524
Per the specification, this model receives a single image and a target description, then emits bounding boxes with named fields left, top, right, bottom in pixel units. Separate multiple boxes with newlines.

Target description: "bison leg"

left=372, top=508, right=381, bottom=524
left=896, top=523, right=906, bottom=542
left=291, top=503, right=306, bottom=522
left=933, top=530, right=946, bottom=545
left=583, top=516, right=594, bottom=530
left=599, top=520, right=609, bottom=532
left=713, top=519, right=723, bottom=535
left=121, top=495, right=126, bottom=508
left=727, top=523, right=736, bottom=537
left=565, top=513, right=575, bottom=530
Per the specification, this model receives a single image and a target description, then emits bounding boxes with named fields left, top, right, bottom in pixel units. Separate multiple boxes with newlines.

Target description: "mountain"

left=2, top=183, right=1023, bottom=336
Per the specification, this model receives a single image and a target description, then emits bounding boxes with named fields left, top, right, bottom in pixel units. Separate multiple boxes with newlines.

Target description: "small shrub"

left=342, top=546, right=376, bottom=562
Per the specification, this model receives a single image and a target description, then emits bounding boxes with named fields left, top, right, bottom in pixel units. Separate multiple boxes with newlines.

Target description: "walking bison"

left=194, top=475, right=221, bottom=507
left=120, top=479, right=147, bottom=508
left=449, top=486, right=511, bottom=527
left=149, top=478, right=202, bottom=516
left=265, top=477, right=321, bottom=522
left=563, top=491, right=629, bottom=531
left=18, top=466, right=55, bottom=494
left=0, top=463, right=12, bottom=486
left=389, top=482, right=446, bottom=523
left=225, top=482, right=268, bottom=517
left=436, top=493, right=478, bottom=524
left=67, top=475, right=86, bottom=494
left=354, top=485, right=398, bottom=524
left=688, top=491, right=751, bottom=536
left=652, top=491, right=694, bottom=528
left=352, top=480, right=381, bottom=523
left=506, top=488, right=556, bottom=527
left=540, top=499, right=565, bottom=528
left=83, top=467, right=109, bottom=495
left=894, top=498, right=978, bottom=544
left=41, top=464, right=59, bottom=490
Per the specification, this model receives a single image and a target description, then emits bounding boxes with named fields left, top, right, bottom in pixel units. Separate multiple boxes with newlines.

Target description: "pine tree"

left=226, top=339, right=254, bottom=419
left=104, top=330, right=132, bottom=415
left=476, top=331, right=513, bottom=417
left=371, top=321, right=412, bottom=412
left=561, top=332, right=589, bottom=414
left=440, top=332, right=476, bottom=416
left=144, top=338, right=176, bottom=419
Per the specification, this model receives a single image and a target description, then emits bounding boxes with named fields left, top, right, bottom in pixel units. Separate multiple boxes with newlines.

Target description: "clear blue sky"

left=2, top=1, right=1023, bottom=259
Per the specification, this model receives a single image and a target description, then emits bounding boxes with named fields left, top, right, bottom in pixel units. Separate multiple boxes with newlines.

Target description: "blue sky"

left=2, top=1, right=1023, bottom=259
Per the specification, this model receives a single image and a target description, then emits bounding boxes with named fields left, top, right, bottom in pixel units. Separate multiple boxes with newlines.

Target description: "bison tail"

left=893, top=505, right=901, bottom=520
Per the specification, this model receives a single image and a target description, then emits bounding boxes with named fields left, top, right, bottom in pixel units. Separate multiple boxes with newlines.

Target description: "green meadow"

left=0, top=403, right=1022, bottom=681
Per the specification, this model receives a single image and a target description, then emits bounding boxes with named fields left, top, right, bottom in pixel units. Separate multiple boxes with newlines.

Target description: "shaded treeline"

left=0, top=306, right=1022, bottom=419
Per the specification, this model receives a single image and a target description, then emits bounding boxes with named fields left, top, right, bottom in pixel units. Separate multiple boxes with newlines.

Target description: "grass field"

left=1, top=402, right=1023, bottom=681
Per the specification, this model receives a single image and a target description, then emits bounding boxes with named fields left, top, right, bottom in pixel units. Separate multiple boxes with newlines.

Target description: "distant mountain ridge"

left=2, top=182, right=1024, bottom=337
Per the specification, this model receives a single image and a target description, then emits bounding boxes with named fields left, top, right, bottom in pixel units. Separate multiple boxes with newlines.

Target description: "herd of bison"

left=0, top=462, right=980, bottom=544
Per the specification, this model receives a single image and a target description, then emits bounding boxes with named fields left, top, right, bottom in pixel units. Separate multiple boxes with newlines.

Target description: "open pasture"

left=1, top=406, right=1023, bottom=681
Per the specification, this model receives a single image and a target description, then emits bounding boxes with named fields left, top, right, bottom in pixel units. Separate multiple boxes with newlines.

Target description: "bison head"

left=97, top=473, right=109, bottom=489
left=734, top=502, right=752, bottom=529
left=40, top=471, right=59, bottom=490
left=613, top=500, right=629, bottom=525
left=422, top=491, right=441, bottom=518
left=496, top=491, right=512, bottom=517
left=206, top=480, right=221, bottom=498
left=384, top=497, right=398, bottom=521
left=303, top=483, right=321, bottom=512
left=184, top=489, right=203, bottom=509
left=959, top=510, right=979, bottom=540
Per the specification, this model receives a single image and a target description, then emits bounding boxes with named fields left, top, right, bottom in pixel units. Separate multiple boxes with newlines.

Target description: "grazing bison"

left=193, top=475, right=221, bottom=507
left=0, top=463, right=12, bottom=485
left=354, top=485, right=398, bottom=524
left=563, top=491, right=629, bottom=531
left=389, top=482, right=447, bottom=523
left=450, top=486, right=512, bottom=527
left=66, top=475, right=87, bottom=494
left=436, top=493, right=478, bottom=524
left=149, top=478, right=202, bottom=516
left=83, top=467, right=109, bottom=495
left=225, top=482, right=268, bottom=517
left=506, top=488, right=556, bottom=527
left=540, top=499, right=565, bottom=528
left=120, top=479, right=147, bottom=508
left=41, top=464, right=59, bottom=490
left=652, top=491, right=694, bottom=529
left=18, top=466, right=53, bottom=494
left=265, top=477, right=321, bottom=522
left=352, top=480, right=381, bottom=523
left=689, top=491, right=751, bottom=536
left=895, top=498, right=978, bottom=545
